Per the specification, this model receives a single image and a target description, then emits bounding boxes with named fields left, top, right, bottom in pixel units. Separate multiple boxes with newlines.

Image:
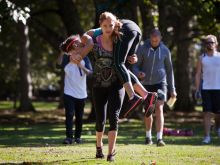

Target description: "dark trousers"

left=63, top=94, right=85, bottom=139
left=92, top=85, right=125, bottom=132
left=113, top=30, right=141, bottom=84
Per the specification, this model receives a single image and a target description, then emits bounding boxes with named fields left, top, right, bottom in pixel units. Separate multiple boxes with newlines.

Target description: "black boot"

left=107, top=150, right=116, bottom=162
left=96, top=146, right=104, bottom=159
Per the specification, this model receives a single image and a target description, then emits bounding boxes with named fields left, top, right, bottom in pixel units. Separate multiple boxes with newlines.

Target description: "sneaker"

left=62, top=137, right=73, bottom=144
left=145, top=137, right=153, bottom=145
left=144, top=92, right=158, bottom=117
left=202, top=136, right=211, bottom=144
left=107, top=150, right=116, bottom=162
left=123, top=95, right=143, bottom=118
left=157, top=139, right=166, bottom=147
left=75, top=138, right=83, bottom=144
left=96, top=146, right=104, bottom=159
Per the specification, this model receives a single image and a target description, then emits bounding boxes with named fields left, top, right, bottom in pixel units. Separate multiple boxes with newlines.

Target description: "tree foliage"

left=0, top=0, right=220, bottom=112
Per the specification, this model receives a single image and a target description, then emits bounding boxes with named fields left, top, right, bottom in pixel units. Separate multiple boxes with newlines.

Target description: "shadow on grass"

left=0, top=120, right=219, bottom=147
left=0, top=123, right=97, bottom=147
left=0, top=157, right=98, bottom=165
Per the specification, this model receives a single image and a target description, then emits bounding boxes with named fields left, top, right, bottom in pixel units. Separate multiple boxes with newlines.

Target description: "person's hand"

left=138, top=72, right=146, bottom=80
left=194, top=90, right=201, bottom=100
left=70, top=54, right=82, bottom=64
left=127, top=54, right=138, bottom=64
left=170, top=91, right=177, bottom=98
left=77, top=62, right=83, bottom=68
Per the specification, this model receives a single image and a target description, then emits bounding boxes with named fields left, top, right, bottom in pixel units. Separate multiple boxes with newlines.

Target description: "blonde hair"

left=205, top=34, right=218, bottom=46
left=99, top=12, right=122, bottom=42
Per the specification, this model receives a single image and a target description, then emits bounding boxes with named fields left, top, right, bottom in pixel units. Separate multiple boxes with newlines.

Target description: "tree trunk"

left=174, top=19, right=194, bottom=111
left=57, top=0, right=83, bottom=35
left=158, top=0, right=175, bottom=49
left=158, top=0, right=168, bottom=42
left=115, top=0, right=138, bottom=23
left=138, top=0, right=155, bottom=40
left=16, top=22, right=35, bottom=112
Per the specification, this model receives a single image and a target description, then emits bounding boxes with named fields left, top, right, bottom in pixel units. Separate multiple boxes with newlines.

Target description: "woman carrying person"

left=72, top=12, right=158, bottom=118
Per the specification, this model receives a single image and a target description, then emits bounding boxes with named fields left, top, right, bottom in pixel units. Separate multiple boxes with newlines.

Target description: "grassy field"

left=0, top=101, right=220, bottom=164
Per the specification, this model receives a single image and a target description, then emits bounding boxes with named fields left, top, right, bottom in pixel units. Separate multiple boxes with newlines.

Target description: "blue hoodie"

left=133, top=40, right=175, bottom=92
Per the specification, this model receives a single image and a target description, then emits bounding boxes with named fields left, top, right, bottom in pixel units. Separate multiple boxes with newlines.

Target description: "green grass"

left=0, top=100, right=92, bottom=112
left=0, top=120, right=220, bottom=164
left=0, top=101, right=14, bottom=110
left=0, top=100, right=59, bottom=111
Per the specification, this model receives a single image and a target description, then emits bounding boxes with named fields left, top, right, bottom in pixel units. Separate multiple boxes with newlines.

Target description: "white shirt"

left=201, top=51, right=220, bottom=90
left=64, top=60, right=87, bottom=99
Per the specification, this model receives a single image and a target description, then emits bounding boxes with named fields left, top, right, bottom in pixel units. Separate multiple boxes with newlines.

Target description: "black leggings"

left=114, top=30, right=141, bottom=84
left=93, top=85, right=125, bottom=132
left=64, top=94, right=85, bottom=139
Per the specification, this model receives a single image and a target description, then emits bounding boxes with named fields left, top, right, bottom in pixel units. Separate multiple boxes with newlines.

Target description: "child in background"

left=57, top=35, right=93, bottom=144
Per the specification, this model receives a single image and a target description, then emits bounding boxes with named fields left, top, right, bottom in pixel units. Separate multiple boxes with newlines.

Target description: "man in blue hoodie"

left=133, top=29, right=177, bottom=146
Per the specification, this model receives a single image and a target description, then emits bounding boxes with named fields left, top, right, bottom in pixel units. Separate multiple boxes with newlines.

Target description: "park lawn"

left=0, top=101, right=59, bottom=111
left=0, top=120, right=220, bottom=165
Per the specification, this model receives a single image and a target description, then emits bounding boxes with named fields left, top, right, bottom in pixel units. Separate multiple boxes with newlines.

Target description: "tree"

left=138, top=0, right=156, bottom=40
left=17, top=21, right=35, bottom=112
left=0, top=0, right=35, bottom=111
left=157, top=0, right=220, bottom=111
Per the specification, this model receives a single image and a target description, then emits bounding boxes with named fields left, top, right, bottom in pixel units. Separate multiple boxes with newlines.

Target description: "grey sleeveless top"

left=91, top=36, right=118, bottom=87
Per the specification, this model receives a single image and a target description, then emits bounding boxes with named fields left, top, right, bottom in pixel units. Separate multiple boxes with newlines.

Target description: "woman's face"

left=100, top=18, right=115, bottom=37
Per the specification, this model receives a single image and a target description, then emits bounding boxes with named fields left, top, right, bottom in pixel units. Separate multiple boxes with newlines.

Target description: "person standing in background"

left=195, top=34, right=220, bottom=144
left=133, top=29, right=177, bottom=146
left=57, top=35, right=93, bottom=144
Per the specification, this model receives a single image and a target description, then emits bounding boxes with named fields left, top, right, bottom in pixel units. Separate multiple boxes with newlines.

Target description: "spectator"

left=133, top=28, right=177, bottom=146
left=195, top=34, right=220, bottom=144
left=57, top=35, right=93, bottom=144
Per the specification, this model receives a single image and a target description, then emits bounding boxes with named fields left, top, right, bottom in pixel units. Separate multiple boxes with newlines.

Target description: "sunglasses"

left=206, top=41, right=215, bottom=45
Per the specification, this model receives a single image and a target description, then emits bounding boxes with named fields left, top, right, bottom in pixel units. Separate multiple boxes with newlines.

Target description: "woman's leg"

left=130, top=70, right=158, bottom=117
left=107, top=86, right=125, bottom=156
left=130, top=71, right=148, bottom=98
left=93, top=88, right=108, bottom=148
left=74, top=99, right=85, bottom=141
left=114, top=31, right=140, bottom=99
left=114, top=31, right=144, bottom=117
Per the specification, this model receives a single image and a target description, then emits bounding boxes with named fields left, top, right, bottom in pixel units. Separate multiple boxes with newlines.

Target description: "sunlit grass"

left=0, top=120, right=220, bottom=164
left=0, top=100, right=59, bottom=111
left=0, top=100, right=91, bottom=112
left=195, top=105, right=202, bottom=112
left=0, top=101, right=14, bottom=110
left=33, top=101, right=59, bottom=111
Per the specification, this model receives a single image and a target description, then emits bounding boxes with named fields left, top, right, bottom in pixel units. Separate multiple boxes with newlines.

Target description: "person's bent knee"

left=109, top=125, right=118, bottom=131
left=96, top=123, right=105, bottom=132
